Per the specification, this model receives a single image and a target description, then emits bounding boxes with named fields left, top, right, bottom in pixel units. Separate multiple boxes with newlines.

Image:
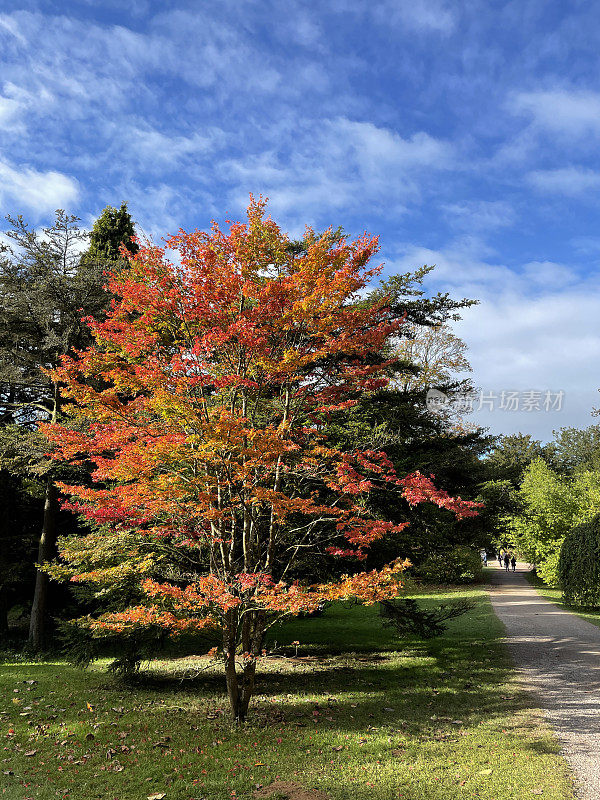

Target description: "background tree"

left=83, top=202, right=139, bottom=264
left=477, top=433, right=556, bottom=549
left=506, top=459, right=600, bottom=584
left=324, top=273, right=491, bottom=571
left=395, top=321, right=472, bottom=394
left=45, top=200, right=479, bottom=721
left=484, top=433, right=552, bottom=486
left=550, top=425, right=600, bottom=474
left=0, top=204, right=137, bottom=648
left=559, top=514, right=600, bottom=606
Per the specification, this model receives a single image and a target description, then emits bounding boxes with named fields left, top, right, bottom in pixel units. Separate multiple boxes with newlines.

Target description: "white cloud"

left=0, top=14, right=27, bottom=45
left=511, top=89, right=600, bottom=137
left=0, top=159, right=79, bottom=214
left=527, top=166, right=600, bottom=196
left=0, top=95, right=22, bottom=131
left=388, top=238, right=600, bottom=439
left=332, top=0, right=456, bottom=32
left=441, top=200, right=514, bottom=232
left=337, top=119, right=452, bottom=171
left=108, top=124, right=225, bottom=171
left=521, top=260, right=575, bottom=289
left=223, top=118, right=453, bottom=223
left=376, top=0, right=456, bottom=32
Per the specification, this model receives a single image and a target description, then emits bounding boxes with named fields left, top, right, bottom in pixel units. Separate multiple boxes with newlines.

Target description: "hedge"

left=559, top=513, right=600, bottom=606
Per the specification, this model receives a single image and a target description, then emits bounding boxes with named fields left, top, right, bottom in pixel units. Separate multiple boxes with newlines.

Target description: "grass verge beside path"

left=525, top=570, right=600, bottom=627
left=0, top=587, right=574, bottom=800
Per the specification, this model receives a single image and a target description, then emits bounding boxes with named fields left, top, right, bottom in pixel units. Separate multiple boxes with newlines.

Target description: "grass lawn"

left=0, top=586, right=574, bottom=800
left=524, top=570, right=600, bottom=627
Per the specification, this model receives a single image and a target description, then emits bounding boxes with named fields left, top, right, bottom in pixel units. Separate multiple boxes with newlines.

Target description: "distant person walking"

left=481, top=550, right=488, bottom=566
left=504, top=553, right=510, bottom=571
left=511, top=555, right=517, bottom=572
left=498, top=552, right=503, bottom=566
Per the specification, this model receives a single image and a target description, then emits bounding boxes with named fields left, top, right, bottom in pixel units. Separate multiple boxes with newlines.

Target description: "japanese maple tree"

left=45, top=199, right=479, bottom=721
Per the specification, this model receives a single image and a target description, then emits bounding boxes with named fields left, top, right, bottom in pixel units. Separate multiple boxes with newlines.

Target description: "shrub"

left=559, top=514, right=600, bottom=606
left=379, top=597, right=475, bottom=638
left=416, top=545, right=483, bottom=585
left=536, top=549, right=561, bottom=588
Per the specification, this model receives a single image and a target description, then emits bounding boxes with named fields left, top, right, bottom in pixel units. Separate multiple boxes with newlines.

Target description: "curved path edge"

left=489, top=563, right=600, bottom=799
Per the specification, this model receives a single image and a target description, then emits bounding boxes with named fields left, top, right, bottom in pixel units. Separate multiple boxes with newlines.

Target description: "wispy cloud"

left=223, top=118, right=454, bottom=224
left=441, top=200, right=514, bottom=232
left=374, top=0, right=456, bottom=33
left=527, top=167, right=600, bottom=196
left=0, top=159, right=79, bottom=215
left=335, top=0, right=457, bottom=33
left=511, top=89, right=600, bottom=137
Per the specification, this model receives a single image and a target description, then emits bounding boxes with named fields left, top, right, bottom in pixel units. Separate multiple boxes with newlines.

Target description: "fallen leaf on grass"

left=148, top=794, right=166, bottom=800
left=253, top=780, right=329, bottom=800
left=478, top=769, right=493, bottom=776
left=24, top=750, right=37, bottom=757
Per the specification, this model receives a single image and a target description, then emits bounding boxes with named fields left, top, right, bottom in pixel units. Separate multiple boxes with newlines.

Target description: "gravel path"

left=489, top=562, right=600, bottom=799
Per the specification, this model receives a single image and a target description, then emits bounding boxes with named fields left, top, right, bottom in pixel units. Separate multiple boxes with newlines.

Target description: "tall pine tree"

left=0, top=204, right=137, bottom=648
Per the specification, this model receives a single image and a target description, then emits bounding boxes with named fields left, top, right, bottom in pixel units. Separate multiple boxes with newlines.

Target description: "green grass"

left=524, top=570, right=600, bottom=627
left=0, top=587, right=574, bottom=800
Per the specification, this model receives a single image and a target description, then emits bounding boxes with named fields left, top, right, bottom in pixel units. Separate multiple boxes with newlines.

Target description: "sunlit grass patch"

left=0, top=588, right=574, bottom=800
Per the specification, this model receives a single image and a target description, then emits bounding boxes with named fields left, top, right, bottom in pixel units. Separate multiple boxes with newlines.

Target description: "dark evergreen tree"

left=84, top=202, right=138, bottom=263
left=484, top=433, right=552, bottom=486
left=0, top=204, right=137, bottom=648
left=306, top=265, right=493, bottom=572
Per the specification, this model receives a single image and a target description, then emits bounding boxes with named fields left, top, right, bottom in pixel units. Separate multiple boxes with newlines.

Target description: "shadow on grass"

left=0, top=589, right=573, bottom=800
left=8, top=639, right=520, bottom=737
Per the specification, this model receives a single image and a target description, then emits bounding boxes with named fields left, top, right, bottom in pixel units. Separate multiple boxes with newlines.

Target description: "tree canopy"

left=0, top=204, right=138, bottom=648
left=45, top=199, right=479, bottom=720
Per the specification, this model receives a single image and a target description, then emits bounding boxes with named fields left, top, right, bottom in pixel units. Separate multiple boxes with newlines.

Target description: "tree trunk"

left=223, top=609, right=265, bottom=723
left=0, top=589, right=8, bottom=635
left=224, top=618, right=242, bottom=721
left=28, top=477, right=58, bottom=650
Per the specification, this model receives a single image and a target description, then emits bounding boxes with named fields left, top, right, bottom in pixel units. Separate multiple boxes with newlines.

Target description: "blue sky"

left=2, top=0, right=600, bottom=440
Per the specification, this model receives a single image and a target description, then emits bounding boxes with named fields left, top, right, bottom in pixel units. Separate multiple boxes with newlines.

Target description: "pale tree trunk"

left=28, top=383, right=60, bottom=650
left=28, top=477, right=57, bottom=650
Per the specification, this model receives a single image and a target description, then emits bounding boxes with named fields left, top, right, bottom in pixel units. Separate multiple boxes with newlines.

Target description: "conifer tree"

left=0, top=204, right=137, bottom=648
left=84, top=202, right=138, bottom=264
